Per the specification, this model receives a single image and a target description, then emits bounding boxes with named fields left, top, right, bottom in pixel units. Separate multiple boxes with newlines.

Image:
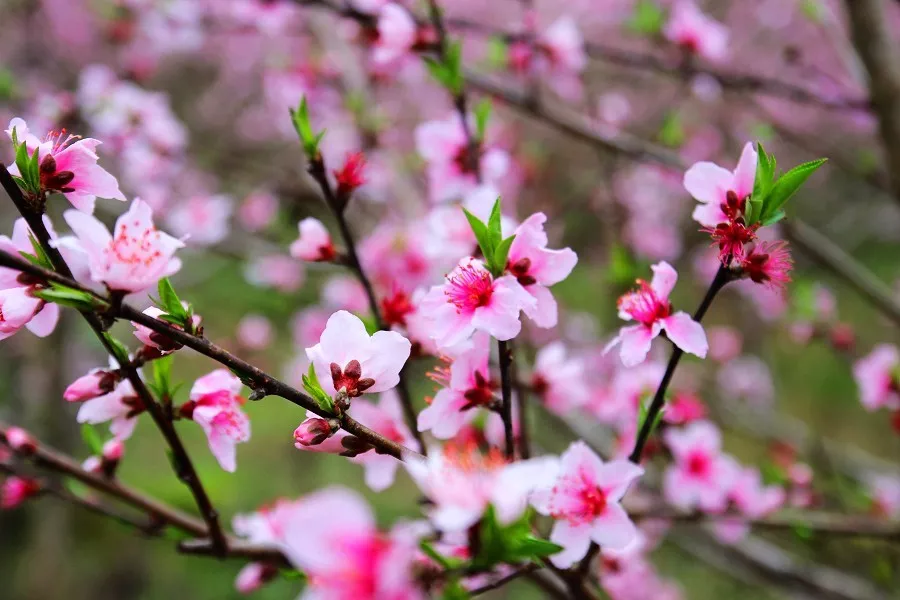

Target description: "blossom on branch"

left=290, top=217, right=336, bottom=262
left=181, top=369, right=250, bottom=473
left=683, top=142, right=757, bottom=228
left=663, top=420, right=736, bottom=512
left=5, top=117, right=126, bottom=213
left=853, top=344, right=900, bottom=411
left=56, top=198, right=184, bottom=294
left=531, top=441, right=643, bottom=568
left=605, top=261, right=707, bottom=367
left=663, top=1, right=729, bottom=62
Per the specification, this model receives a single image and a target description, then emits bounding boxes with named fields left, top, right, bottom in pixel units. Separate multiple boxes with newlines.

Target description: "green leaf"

left=486, top=197, right=503, bottom=253
left=26, top=233, right=54, bottom=270
left=302, top=363, right=335, bottom=414
left=748, top=142, right=777, bottom=224
left=759, top=158, right=827, bottom=223
left=424, top=57, right=453, bottom=91
left=442, top=580, right=470, bottom=600
left=31, top=286, right=104, bottom=311
left=636, top=397, right=665, bottom=439
left=419, top=541, right=464, bottom=570
left=444, top=40, right=464, bottom=96
left=0, top=68, right=15, bottom=101
left=492, top=235, right=515, bottom=277
left=152, top=354, right=174, bottom=400
left=474, top=98, right=492, bottom=142
left=156, top=278, right=188, bottom=321
left=290, top=97, right=325, bottom=158
left=81, top=424, right=104, bottom=455
left=462, top=208, right=493, bottom=266
left=627, top=0, right=665, bottom=36
left=485, top=36, right=508, bottom=69
left=760, top=209, right=786, bottom=227
left=516, top=536, right=564, bottom=558
left=657, top=111, right=684, bottom=148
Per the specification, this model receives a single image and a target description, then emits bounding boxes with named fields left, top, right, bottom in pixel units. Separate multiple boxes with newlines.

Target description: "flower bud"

left=235, top=562, right=278, bottom=594
left=1, top=476, right=40, bottom=509
left=64, top=370, right=118, bottom=402
left=82, top=455, right=102, bottom=474
left=293, top=418, right=334, bottom=447
left=4, top=427, right=36, bottom=455
left=333, top=151, right=367, bottom=199
left=101, top=438, right=125, bottom=478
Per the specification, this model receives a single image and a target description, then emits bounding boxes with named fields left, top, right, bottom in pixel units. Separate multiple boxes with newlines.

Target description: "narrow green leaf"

left=486, top=197, right=503, bottom=253
left=474, top=98, right=492, bottom=142
left=302, top=363, right=335, bottom=413
left=81, top=424, right=104, bottom=455
left=760, top=209, right=786, bottom=227
left=626, top=0, right=665, bottom=36
left=102, top=333, right=131, bottom=366
left=657, top=111, right=684, bottom=148
left=485, top=36, right=508, bottom=69
left=492, top=235, right=515, bottom=277
left=157, top=278, right=187, bottom=321
left=442, top=580, right=470, bottom=600
left=462, top=208, right=493, bottom=265
left=515, top=536, right=564, bottom=559
left=759, top=158, right=827, bottom=223
left=152, top=354, right=174, bottom=399
left=31, top=287, right=102, bottom=311
left=26, top=233, right=54, bottom=269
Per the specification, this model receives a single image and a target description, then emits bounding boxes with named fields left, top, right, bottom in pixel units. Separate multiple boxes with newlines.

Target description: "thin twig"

left=497, top=339, right=515, bottom=459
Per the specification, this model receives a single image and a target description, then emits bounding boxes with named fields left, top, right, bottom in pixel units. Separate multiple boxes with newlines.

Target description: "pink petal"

left=362, top=330, right=411, bottom=393
left=595, top=460, right=644, bottom=503
left=523, top=284, right=558, bottom=329
left=732, top=142, right=758, bottom=199
left=25, top=302, right=59, bottom=337
left=617, top=324, right=659, bottom=367
left=650, top=261, right=678, bottom=299
left=591, top=503, right=638, bottom=550
left=683, top=161, right=732, bottom=205
left=548, top=520, right=592, bottom=568
left=662, top=312, right=708, bottom=358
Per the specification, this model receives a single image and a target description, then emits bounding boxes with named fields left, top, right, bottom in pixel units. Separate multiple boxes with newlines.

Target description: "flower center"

left=108, top=222, right=165, bottom=269
left=686, top=452, right=711, bottom=477
left=381, top=290, right=414, bottom=328
left=453, top=143, right=481, bottom=175
left=508, top=257, right=537, bottom=286
left=444, top=264, right=494, bottom=313
left=580, top=485, right=608, bottom=517
left=461, top=370, right=496, bottom=409
left=330, top=359, right=375, bottom=398
left=617, top=280, right=671, bottom=326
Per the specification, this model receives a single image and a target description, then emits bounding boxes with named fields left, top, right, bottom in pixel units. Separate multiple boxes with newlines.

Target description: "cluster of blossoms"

left=5, top=1, right=898, bottom=599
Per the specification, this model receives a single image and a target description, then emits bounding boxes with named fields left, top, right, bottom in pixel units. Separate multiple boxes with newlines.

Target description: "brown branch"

left=0, top=219, right=420, bottom=462
left=0, top=164, right=228, bottom=555
left=845, top=0, right=900, bottom=203
left=305, top=155, right=426, bottom=452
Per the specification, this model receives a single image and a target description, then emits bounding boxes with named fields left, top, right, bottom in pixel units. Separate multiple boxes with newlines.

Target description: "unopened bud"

left=235, top=562, right=278, bottom=594
left=101, top=438, right=125, bottom=478
left=1, top=476, right=41, bottom=509
left=82, top=455, right=103, bottom=474
left=829, top=322, right=855, bottom=352
left=4, top=427, right=36, bottom=455
left=64, top=370, right=118, bottom=402
left=293, top=418, right=335, bottom=447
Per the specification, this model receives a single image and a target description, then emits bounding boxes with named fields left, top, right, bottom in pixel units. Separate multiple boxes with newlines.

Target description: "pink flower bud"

left=82, top=456, right=102, bottom=474
left=102, top=438, right=125, bottom=461
left=1, top=476, right=40, bottom=509
left=293, top=418, right=334, bottom=447
left=64, top=370, right=117, bottom=402
left=333, top=151, right=366, bottom=197
left=235, top=562, right=278, bottom=594
left=4, top=427, right=36, bottom=455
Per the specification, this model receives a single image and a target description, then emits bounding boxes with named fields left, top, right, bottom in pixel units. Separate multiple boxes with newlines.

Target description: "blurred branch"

left=845, top=0, right=900, bottom=203
left=0, top=225, right=421, bottom=462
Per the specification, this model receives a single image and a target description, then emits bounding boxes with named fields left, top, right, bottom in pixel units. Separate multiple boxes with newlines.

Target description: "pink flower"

left=306, top=310, right=411, bottom=398
left=4, top=427, right=36, bottom=454
left=0, top=218, right=61, bottom=340
left=238, top=191, right=278, bottom=232
left=5, top=118, right=125, bottom=213
left=683, top=142, right=757, bottom=227
left=290, top=217, right=336, bottom=262
left=707, top=326, right=742, bottom=363
left=713, top=465, right=784, bottom=543
left=420, top=258, right=536, bottom=350
left=415, top=115, right=510, bottom=203
left=1, top=476, right=40, bottom=509
left=531, top=441, right=643, bottom=567
left=278, top=487, right=425, bottom=600
left=663, top=421, right=736, bottom=512
left=663, top=391, right=706, bottom=425
left=865, top=473, right=900, bottom=518
left=131, top=306, right=200, bottom=353
left=349, top=391, right=422, bottom=491
left=417, top=335, right=495, bottom=438
left=76, top=377, right=142, bottom=440
left=405, top=443, right=558, bottom=532
left=605, top=262, right=708, bottom=367
left=182, top=370, right=250, bottom=473
left=506, top=213, right=578, bottom=328
left=236, top=314, right=273, bottom=350
left=165, top=194, right=233, bottom=247
left=294, top=417, right=335, bottom=447
left=539, top=16, right=587, bottom=74
left=57, top=198, right=184, bottom=293
left=372, top=4, right=417, bottom=66
left=234, top=562, right=277, bottom=595
left=64, top=369, right=118, bottom=402
left=233, top=496, right=307, bottom=548
left=245, top=255, right=305, bottom=292
left=531, top=341, right=590, bottom=414
left=663, top=1, right=729, bottom=62
left=854, top=345, right=900, bottom=411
